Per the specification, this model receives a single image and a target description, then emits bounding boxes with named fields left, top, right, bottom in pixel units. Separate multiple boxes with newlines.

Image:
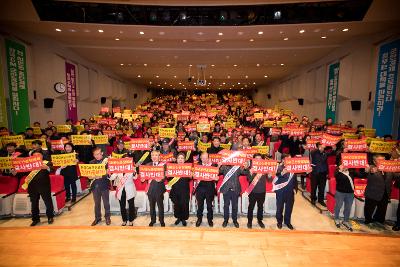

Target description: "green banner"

left=5, top=39, right=30, bottom=133
left=325, top=62, right=340, bottom=123
left=0, top=52, right=8, bottom=128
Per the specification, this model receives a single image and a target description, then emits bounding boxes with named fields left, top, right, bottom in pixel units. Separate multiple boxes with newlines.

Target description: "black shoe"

left=174, top=219, right=181, bottom=225
left=286, top=223, right=294, bottom=230
left=311, top=201, right=316, bottom=206
left=182, top=220, right=187, bottom=227
left=208, top=220, right=213, bottom=227
left=48, top=218, right=54, bottom=225
left=149, top=222, right=155, bottom=227
left=318, top=201, right=327, bottom=207
left=277, top=223, right=282, bottom=229
left=65, top=198, right=71, bottom=202
left=91, top=219, right=101, bottom=226
left=122, top=221, right=127, bottom=226
left=30, top=220, right=40, bottom=227
left=105, top=217, right=111, bottom=225
left=247, top=222, right=252, bottom=229
left=71, top=198, right=76, bottom=203
left=195, top=219, right=202, bottom=227
left=222, top=220, right=228, bottom=228
left=258, top=220, right=265, bottom=229
left=233, top=221, right=239, bottom=228
left=392, top=225, right=400, bottom=231
left=160, top=222, right=165, bottom=227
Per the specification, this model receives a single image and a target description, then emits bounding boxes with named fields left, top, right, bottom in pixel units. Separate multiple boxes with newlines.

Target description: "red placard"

left=50, top=139, right=65, bottom=151
left=107, top=158, right=134, bottom=174
left=184, top=124, right=197, bottom=132
left=177, top=132, right=186, bottom=141
left=377, top=160, right=400, bottom=173
left=12, top=155, right=43, bottom=173
left=160, top=152, right=175, bottom=163
left=193, top=165, right=219, bottom=181
left=321, top=133, right=341, bottom=146
left=341, top=127, right=357, bottom=134
left=289, top=128, right=306, bottom=137
left=241, top=148, right=259, bottom=159
left=271, top=128, right=281, bottom=136
left=308, top=132, right=323, bottom=140
left=312, top=121, right=325, bottom=127
left=209, top=154, right=222, bottom=164
left=250, top=159, right=278, bottom=174
left=165, top=163, right=193, bottom=177
left=344, top=139, right=368, bottom=152
left=219, top=150, right=247, bottom=166
left=177, top=141, right=195, bottom=151
left=103, top=130, right=117, bottom=137
left=354, top=180, right=367, bottom=198
left=139, top=165, right=164, bottom=180
left=341, top=153, right=368, bottom=168
left=326, top=126, right=342, bottom=135
left=306, top=139, right=319, bottom=150
left=284, top=157, right=311, bottom=173
left=127, top=139, right=150, bottom=150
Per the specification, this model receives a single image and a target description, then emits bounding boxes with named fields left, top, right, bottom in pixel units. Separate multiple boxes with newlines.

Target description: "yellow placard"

left=362, top=128, right=376, bottom=137
left=369, top=141, right=395, bottom=154
left=123, top=109, right=132, bottom=114
left=51, top=153, right=77, bottom=166
left=151, top=127, right=159, bottom=134
left=24, top=139, right=47, bottom=150
left=92, top=135, right=109, bottom=145
left=112, top=152, right=126, bottom=158
left=254, top=113, right=263, bottom=119
left=277, top=121, right=288, bottom=127
left=71, top=135, right=92, bottom=145
left=114, top=112, right=122, bottom=118
left=122, top=113, right=132, bottom=121
left=56, top=125, right=72, bottom=133
left=342, top=133, right=359, bottom=140
left=263, top=121, right=275, bottom=127
left=225, top=121, right=236, bottom=129
left=0, top=157, right=13, bottom=169
left=283, top=109, right=292, bottom=115
left=197, top=141, right=211, bottom=152
left=196, top=123, right=211, bottom=133
left=75, top=125, right=84, bottom=133
left=79, top=164, right=106, bottom=177
left=32, top=127, right=42, bottom=135
left=252, top=146, right=269, bottom=155
left=282, top=117, right=291, bottom=122
left=1, top=135, right=25, bottom=146
left=159, top=128, right=176, bottom=138
left=220, top=143, right=232, bottom=150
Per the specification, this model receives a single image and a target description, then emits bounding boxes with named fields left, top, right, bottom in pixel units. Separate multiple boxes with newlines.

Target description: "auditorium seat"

left=328, top=165, right=336, bottom=179
left=327, top=155, right=336, bottom=166
left=0, top=176, right=19, bottom=216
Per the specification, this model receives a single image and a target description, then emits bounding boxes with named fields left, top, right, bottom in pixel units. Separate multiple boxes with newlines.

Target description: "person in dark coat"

left=56, top=142, right=79, bottom=203
left=168, top=152, right=190, bottom=226
left=207, top=137, right=224, bottom=154
left=75, top=131, right=95, bottom=163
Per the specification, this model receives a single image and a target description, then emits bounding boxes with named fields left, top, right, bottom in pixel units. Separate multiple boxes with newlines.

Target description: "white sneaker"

left=334, top=219, right=341, bottom=228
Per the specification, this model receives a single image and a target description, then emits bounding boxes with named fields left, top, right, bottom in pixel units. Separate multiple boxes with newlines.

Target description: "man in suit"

left=207, top=137, right=223, bottom=154
left=146, top=150, right=166, bottom=227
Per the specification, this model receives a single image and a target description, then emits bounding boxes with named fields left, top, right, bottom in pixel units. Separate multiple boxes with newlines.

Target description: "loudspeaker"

left=100, top=97, right=106, bottom=104
left=298, top=98, right=304, bottom=106
left=44, top=98, right=54, bottom=109
left=146, top=88, right=150, bottom=93
left=33, top=90, right=37, bottom=100
left=267, top=94, right=271, bottom=99
left=368, top=91, right=372, bottom=101
left=351, top=100, right=361, bottom=111
left=134, top=93, right=138, bottom=99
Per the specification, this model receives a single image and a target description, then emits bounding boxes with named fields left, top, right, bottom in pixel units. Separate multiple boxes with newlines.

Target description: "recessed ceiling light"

left=211, top=64, right=215, bottom=67
left=174, top=75, right=177, bottom=78
left=256, top=63, right=260, bottom=67
left=156, top=75, right=159, bottom=78
left=279, top=31, right=284, bottom=34
left=189, top=64, right=192, bottom=67
left=264, top=75, right=268, bottom=78
left=284, top=37, right=289, bottom=41
left=120, top=63, right=124, bottom=66
left=69, top=29, right=76, bottom=32
left=233, top=64, right=238, bottom=67
left=314, top=28, right=321, bottom=33
left=149, top=38, right=154, bottom=42
left=218, top=32, right=223, bottom=36
left=253, top=82, right=256, bottom=85
left=342, top=28, right=349, bottom=32
left=197, top=32, right=204, bottom=35
left=83, top=29, right=90, bottom=33
left=238, top=82, right=241, bottom=85
left=225, top=55, right=230, bottom=59
left=329, top=28, right=335, bottom=32
left=128, top=63, right=132, bottom=66
left=299, top=29, right=305, bottom=33
left=115, top=38, right=120, bottom=41
left=164, top=82, right=167, bottom=85
left=182, top=39, right=187, bottom=43
left=280, top=63, right=285, bottom=66
left=137, top=75, right=141, bottom=78
left=119, top=31, right=123, bottom=34
left=144, top=63, right=147, bottom=67
left=157, top=84, right=160, bottom=86
left=159, top=31, right=165, bottom=35
left=237, top=31, right=244, bottom=35
left=139, top=31, right=144, bottom=35
left=249, top=39, right=254, bottom=42
left=149, top=81, right=152, bottom=84
left=321, top=36, right=327, bottom=39
left=98, top=29, right=104, bottom=33
left=166, top=64, right=170, bottom=67
left=55, top=28, right=62, bottom=32
left=179, top=82, right=182, bottom=84
left=227, top=75, right=231, bottom=78
left=216, top=39, right=221, bottom=43
left=210, top=75, right=213, bottom=78
left=258, top=31, right=263, bottom=35
left=245, top=75, right=248, bottom=78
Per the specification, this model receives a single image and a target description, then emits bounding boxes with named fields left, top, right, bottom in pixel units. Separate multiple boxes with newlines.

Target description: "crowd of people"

left=0, top=93, right=399, bottom=232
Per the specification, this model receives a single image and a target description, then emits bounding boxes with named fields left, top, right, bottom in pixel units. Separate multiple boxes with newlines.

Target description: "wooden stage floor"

left=0, top=226, right=399, bottom=267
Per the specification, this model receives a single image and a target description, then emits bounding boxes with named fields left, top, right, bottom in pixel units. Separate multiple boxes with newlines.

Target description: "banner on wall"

left=325, top=62, right=340, bottom=123
left=0, top=52, right=8, bottom=128
left=5, top=39, right=30, bottom=133
left=372, top=39, right=400, bottom=137
left=65, top=62, right=78, bottom=123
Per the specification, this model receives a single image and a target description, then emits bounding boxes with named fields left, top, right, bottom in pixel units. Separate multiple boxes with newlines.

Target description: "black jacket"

left=145, top=162, right=166, bottom=197
left=334, top=169, right=366, bottom=194
left=364, top=171, right=395, bottom=201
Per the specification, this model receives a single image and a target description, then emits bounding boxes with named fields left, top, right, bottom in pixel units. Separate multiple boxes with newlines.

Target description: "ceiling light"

left=283, top=37, right=288, bottom=41
left=342, top=28, right=349, bottom=32
left=264, top=75, right=268, bottom=78
left=137, top=75, right=141, bottom=78
left=222, top=82, right=226, bottom=85
left=182, top=39, right=187, bottom=43
left=156, top=75, right=159, bottom=78
left=210, top=75, right=213, bottom=78
left=83, top=29, right=90, bottom=33
left=149, top=81, right=152, bottom=84
left=98, top=29, right=104, bottom=33
left=256, top=63, right=260, bottom=67
left=139, top=31, right=144, bottom=35
left=329, top=28, right=335, bottom=32
left=127, top=63, right=131, bottom=66
left=166, top=64, right=170, bottom=67
left=159, top=31, right=165, bottom=35
left=245, top=75, right=248, bottom=78
left=258, top=31, right=263, bottom=35
left=249, top=39, right=254, bottom=42
left=189, top=64, right=192, bottom=67
left=55, top=28, right=62, bottom=32
left=174, top=75, right=177, bottom=78
left=197, top=32, right=204, bottom=35
left=157, top=84, right=160, bottom=87
left=211, top=64, right=215, bottom=67
left=216, top=39, right=221, bottom=43
left=321, top=36, right=327, bottom=39
left=274, top=11, right=281, bottom=20
left=179, top=82, right=182, bottom=84
left=149, top=38, right=154, bottom=42
left=69, top=29, right=76, bottom=32
left=144, top=63, right=147, bottom=67
left=238, top=82, right=241, bottom=85
left=253, top=82, right=256, bottom=85
left=280, top=63, right=285, bottom=66
left=218, top=32, right=223, bottom=36
left=115, top=38, right=120, bottom=41
left=227, top=75, right=231, bottom=78
left=120, top=63, right=124, bottom=66
left=237, top=32, right=244, bottom=35
left=314, top=28, right=321, bottom=33
left=233, top=64, right=238, bottom=67
left=164, top=82, right=167, bottom=85
left=299, top=29, right=305, bottom=33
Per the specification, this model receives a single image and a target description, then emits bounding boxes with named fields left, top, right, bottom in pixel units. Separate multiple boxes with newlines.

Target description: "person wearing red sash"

left=168, top=152, right=190, bottom=226
left=145, top=150, right=166, bottom=227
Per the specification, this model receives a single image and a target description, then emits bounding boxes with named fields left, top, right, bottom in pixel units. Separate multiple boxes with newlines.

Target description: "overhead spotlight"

left=220, top=11, right=228, bottom=22
left=116, top=12, right=124, bottom=23
left=274, top=10, right=281, bottom=20
left=149, top=11, right=157, bottom=22
left=179, top=11, right=187, bottom=20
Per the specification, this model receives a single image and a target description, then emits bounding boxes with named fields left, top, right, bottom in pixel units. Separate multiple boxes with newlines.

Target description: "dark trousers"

left=119, top=188, right=136, bottom=222
left=172, top=195, right=190, bottom=221
left=311, top=172, right=327, bottom=202
left=29, top=190, right=54, bottom=222
left=396, top=201, right=400, bottom=227
left=64, top=176, right=77, bottom=199
left=148, top=194, right=164, bottom=223
left=247, top=192, right=265, bottom=222
left=364, top=196, right=389, bottom=224
left=196, top=189, right=214, bottom=221
left=276, top=191, right=294, bottom=225
left=223, top=190, right=239, bottom=222
left=92, top=187, right=110, bottom=221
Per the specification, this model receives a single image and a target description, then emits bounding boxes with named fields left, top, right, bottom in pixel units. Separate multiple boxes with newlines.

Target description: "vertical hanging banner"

left=65, top=62, right=78, bottom=123
left=0, top=52, right=8, bottom=128
left=5, top=39, right=30, bottom=133
left=372, top=39, right=400, bottom=137
left=325, top=62, right=340, bottom=123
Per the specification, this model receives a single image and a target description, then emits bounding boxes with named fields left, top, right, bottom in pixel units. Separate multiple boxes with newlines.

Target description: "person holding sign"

left=89, top=147, right=111, bottom=226
left=29, top=140, right=50, bottom=161
left=55, top=143, right=79, bottom=203
left=113, top=139, right=130, bottom=158
left=145, top=150, right=166, bottom=227
left=168, top=152, right=191, bottom=226
left=207, top=137, right=224, bottom=154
